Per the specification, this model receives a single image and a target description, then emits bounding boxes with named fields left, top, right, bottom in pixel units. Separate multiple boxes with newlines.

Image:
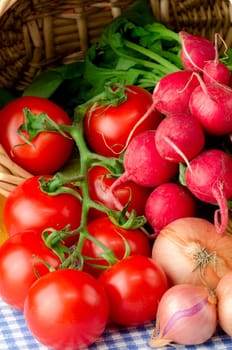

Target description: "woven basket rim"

left=1, top=0, right=232, bottom=91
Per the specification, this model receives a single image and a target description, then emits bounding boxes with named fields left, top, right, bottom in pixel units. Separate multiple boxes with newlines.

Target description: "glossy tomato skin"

left=0, top=96, right=74, bottom=174
left=3, top=175, right=82, bottom=244
left=82, top=217, right=152, bottom=277
left=99, top=255, right=168, bottom=327
left=84, top=85, right=162, bottom=157
left=87, top=165, right=151, bottom=220
left=24, top=269, right=109, bottom=350
left=0, top=231, right=60, bottom=310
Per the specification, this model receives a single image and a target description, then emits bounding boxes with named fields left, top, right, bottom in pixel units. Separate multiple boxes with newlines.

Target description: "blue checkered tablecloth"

left=1, top=298, right=232, bottom=350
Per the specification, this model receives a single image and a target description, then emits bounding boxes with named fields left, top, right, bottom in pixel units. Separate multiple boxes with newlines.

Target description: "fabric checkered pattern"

left=1, top=298, right=232, bottom=349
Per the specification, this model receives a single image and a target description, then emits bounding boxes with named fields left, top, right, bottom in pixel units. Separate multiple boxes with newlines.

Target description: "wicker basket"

left=0, top=0, right=232, bottom=197
left=0, top=0, right=135, bottom=90
left=150, top=0, right=232, bottom=47
left=1, top=0, right=232, bottom=91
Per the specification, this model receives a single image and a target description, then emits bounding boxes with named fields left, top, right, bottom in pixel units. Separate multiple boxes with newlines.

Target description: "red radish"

left=185, top=149, right=232, bottom=234
left=202, top=33, right=231, bottom=85
left=155, top=113, right=205, bottom=164
left=203, top=60, right=231, bottom=85
left=138, top=71, right=199, bottom=119
left=189, top=79, right=232, bottom=135
left=110, top=130, right=178, bottom=190
left=179, top=31, right=216, bottom=72
left=145, top=182, right=197, bottom=235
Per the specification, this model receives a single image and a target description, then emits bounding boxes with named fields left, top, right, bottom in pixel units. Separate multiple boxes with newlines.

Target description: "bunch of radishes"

left=111, top=31, right=232, bottom=235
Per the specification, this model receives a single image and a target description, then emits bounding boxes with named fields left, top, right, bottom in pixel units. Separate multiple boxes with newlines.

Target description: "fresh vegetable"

left=82, top=216, right=151, bottom=277
left=0, top=14, right=231, bottom=349
left=138, top=70, right=199, bottom=120
left=179, top=31, right=216, bottom=72
left=110, top=130, right=178, bottom=190
left=3, top=175, right=82, bottom=245
left=87, top=165, right=151, bottom=220
left=83, top=16, right=182, bottom=97
left=185, top=149, right=232, bottom=233
left=155, top=112, right=205, bottom=164
left=20, top=3, right=182, bottom=110
left=216, top=271, right=232, bottom=336
left=99, top=255, right=168, bottom=327
left=83, top=84, right=162, bottom=157
left=203, top=60, right=231, bottom=85
left=152, top=217, right=232, bottom=289
left=189, top=79, right=232, bottom=135
left=0, top=231, right=60, bottom=310
left=24, top=269, right=109, bottom=350
left=150, top=284, right=217, bottom=347
left=0, top=96, right=74, bottom=175
left=145, top=182, right=197, bottom=234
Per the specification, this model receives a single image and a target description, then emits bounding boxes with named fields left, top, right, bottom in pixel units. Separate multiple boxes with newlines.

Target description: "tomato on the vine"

left=99, top=255, right=168, bottom=327
left=84, top=85, right=162, bottom=157
left=24, top=269, right=109, bottom=350
left=87, top=165, right=151, bottom=220
left=82, top=216, right=152, bottom=277
left=3, top=175, right=82, bottom=245
left=0, top=231, right=60, bottom=310
left=0, top=96, right=74, bottom=174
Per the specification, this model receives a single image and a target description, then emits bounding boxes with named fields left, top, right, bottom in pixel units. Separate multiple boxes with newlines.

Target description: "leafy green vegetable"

left=83, top=17, right=182, bottom=96
left=19, top=0, right=182, bottom=112
left=0, top=0, right=183, bottom=113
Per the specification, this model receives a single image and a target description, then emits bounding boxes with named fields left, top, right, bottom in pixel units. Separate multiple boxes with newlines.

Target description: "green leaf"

left=23, top=61, right=85, bottom=99
left=23, top=70, right=64, bottom=98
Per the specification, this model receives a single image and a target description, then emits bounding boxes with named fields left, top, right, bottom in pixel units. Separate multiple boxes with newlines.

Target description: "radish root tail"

left=212, top=181, right=228, bottom=234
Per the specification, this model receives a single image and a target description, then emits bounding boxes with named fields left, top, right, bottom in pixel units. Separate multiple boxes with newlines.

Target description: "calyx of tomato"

left=19, top=85, right=148, bottom=272
left=17, top=108, right=70, bottom=145
left=74, top=81, right=129, bottom=121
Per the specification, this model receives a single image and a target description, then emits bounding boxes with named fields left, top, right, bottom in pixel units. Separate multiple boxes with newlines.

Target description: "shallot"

left=216, top=271, right=232, bottom=336
left=150, top=284, right=217, bottom=347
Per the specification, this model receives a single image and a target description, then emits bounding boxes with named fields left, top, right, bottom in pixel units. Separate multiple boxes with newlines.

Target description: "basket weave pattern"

left=150, top=0, right=232, bottom=47
left=0, top=0, right=134, bottom=90
left=1, top=0, right=232, bottom=90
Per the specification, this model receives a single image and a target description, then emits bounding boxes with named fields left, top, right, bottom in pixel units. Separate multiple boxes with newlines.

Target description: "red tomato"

left=87, top=165, right=151, bottom=220
left=82, top=217, right=152, bottom=277
left=0, top=96, right=74, bottom=174
left=0, top=231, right=60, bottom=310
left=3, top=175, right=82, bottom=245
left=24, top=269, right=109, bottom=349
left=99, top=255, right=168, bottom=327
left=84, top=85, right=162, bottom=157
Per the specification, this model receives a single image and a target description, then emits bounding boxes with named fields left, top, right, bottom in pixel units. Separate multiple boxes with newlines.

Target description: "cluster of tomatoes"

left=0, top=87, right=170, bottom=349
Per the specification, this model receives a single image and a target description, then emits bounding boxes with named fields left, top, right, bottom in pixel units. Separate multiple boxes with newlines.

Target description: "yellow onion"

left=216, top=271, right=232, bottom=336
left=150, top=284, right=217, bottom=347
left=152, top=217, right=232, bottom=289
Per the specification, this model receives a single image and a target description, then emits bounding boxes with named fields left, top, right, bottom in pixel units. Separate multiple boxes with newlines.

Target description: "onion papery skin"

left=150, top=284, right=217, bottom=347
left=152, top=217, right=232, bottom=289
left=216, top=271, right=232, bottom=336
